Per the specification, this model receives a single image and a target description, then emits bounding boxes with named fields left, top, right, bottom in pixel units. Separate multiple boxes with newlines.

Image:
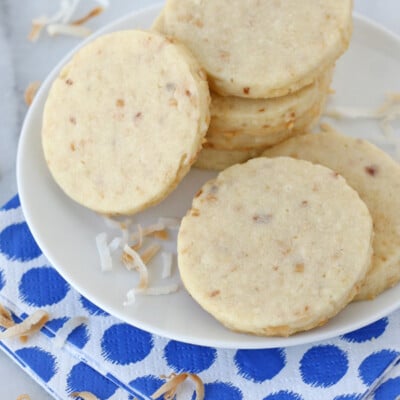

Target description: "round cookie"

left=208, top=68, right=332, bottom=139
left=263, top=126, right=400, bottom=300
left=178, top=157, right=373, bottom=336
left=205, top=101, right=322, bottom=151
left=42, top=30, right=210, bottom=215
left=194, top=147, right=264, bottom=171
left=161, top=0, right=352, bottom=98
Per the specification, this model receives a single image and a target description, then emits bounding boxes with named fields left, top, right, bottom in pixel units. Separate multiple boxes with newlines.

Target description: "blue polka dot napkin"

left=1, top=195, right=400, bottom=400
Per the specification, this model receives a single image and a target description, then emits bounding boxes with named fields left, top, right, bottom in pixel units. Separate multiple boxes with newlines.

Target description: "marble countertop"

left=0, top=0, right=399, bottom=398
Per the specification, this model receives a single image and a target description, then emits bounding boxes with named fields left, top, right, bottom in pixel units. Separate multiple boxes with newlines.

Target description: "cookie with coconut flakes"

left=178, top=157, right=373, bottom=336
left=205, top=100, right=323, bottom=151
left=263, top=126, right=400, bottom=300
left=42, top=30, right=210, bottom=215
left=159, top=0, right=352, bottom=98
left=207, top=68, right=332, bottom=143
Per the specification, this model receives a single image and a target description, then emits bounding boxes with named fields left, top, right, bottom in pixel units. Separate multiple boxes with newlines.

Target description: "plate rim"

left=16, top=7, right=400, bottom=349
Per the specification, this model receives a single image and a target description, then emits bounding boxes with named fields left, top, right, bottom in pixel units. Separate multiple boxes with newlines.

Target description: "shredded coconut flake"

left=71, top=392, right=99, bottom=400
left=71, top=6, right=103, bottom=25
left=130, top=222, right=166, bottom=242
left=130, top=223, right=144, bottom=250
left=54, top=317, right=87, bottom=348
left=324, top=93, right=400, bottom=127
left=123, top=290, right=137, bottom=306
left=134, top=284, right=179, bottom=297
left=24, top=81, right=41, bottom=106
left=16, top=395, right=31, bottom=400
left=47, top=23, right=91, bottom=37
left=324, top=93, right=400, bottom=161
left=95, top=233, right=113, bottom=272
left=0, top=304, right=14, bottom=329
left=108, top=236, right=122, bottom=253
left=124, top=284, right=179, bottom=306
left=150, top=229, right=169, bottom=240
left=161, top=252, right=173, bottom=279
left=29, top=0, right=108, bottom=41
left=0, top=310, right=49, bottom=342
left=151, top=373, right=204, bottom=400
left=123, top=245, right=149, bottom=289
left=140, top=244, right=161, bottom=265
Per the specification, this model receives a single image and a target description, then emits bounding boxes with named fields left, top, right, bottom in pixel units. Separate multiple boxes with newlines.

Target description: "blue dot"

left=68, top=324, right=90, bottom=349
left=263, top=391, right=303, bottom=400
left=19, top=267, right=70, bottom=306
left=101, top=324, right=153, bottom=365
left=0, top=222, right=42, bottom=261
left=164, top=341, right=217, bottom=373
left=300, top=345, right=348, bottom=387
left=374, top=377, right=400, bottom=400
left=129, top=375, right=165, bottom=399
left=235, top=348, right=286, bottom=382
left=198, top=382, right=242, bottom=400
left=333, top=395, right=362, bottom=400
left=0, top=269, right=5, bottom=291
left=15, top=347, right=57, bottom=383
left=67, top=362, right=117, bottom=399
left=358, top=350, right=399, bottom=385
left=342, top=319, right=388, bottom=343
left=1, top=195, right=20, bottom=211
left=80, top=296, right=109, bottom=316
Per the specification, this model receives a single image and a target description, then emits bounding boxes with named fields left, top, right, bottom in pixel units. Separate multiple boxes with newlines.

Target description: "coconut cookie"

left=160, top=0, right=352, bottom=98
left=263, top=127, right=400, bottom=300
left=42, top=30, right=210, bottom=215
left=206, top=101, right=323, bottom=151
left=208, top=68, right=332, bottom=139
left=194, top=147, right=265, bottom=171
left=178, top=158, right=373, bottom=336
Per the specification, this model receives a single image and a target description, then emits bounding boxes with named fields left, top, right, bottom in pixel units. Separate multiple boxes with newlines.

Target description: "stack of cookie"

left=153, top=0, right=353, bottom=170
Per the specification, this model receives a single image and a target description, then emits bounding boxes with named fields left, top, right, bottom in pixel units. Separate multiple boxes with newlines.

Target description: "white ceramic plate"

left=17, top=5, right=400, bottom=349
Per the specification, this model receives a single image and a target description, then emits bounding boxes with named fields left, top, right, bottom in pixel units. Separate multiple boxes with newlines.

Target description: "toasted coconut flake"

left=29, top=0, right=108, bottom=41
left=324, top=94, right=400, bottom=161
left=135, top=284, right=179, bottom=296
left=28, top=23, right=44, bottom=41
left=123, top=245, right=149, bottom=289
left=54, top=317, right=87, bottom=348
left=71, top=392, right=99, bottom=400
left=24, top=81, right=41, bottom=106
left=130, top=222, right=165, bottom=242
left=16, top=395, right=31, bottom=400
left=0, top=310, right=49, bottom=341
left=324, top=93, right=400, bottom=124
left=0, top=304, right=14, bottom=329
left=71, top=6, right=103, bottom=25
left=161, top=252, right=173, bottom=279
left=151, top=373, right=204, bottom=400
left=130, top=224, right=144, bottom=251
left=96, top=233, right=112, bottom=272
left=150, top=229, right=169, bottom=240
left=47, top=23, right=91, bottom=37
left=140, top=244, right=161, bottom=264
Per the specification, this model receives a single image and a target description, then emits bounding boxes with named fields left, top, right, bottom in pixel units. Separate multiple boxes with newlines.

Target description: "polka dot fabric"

left=1, top=199, right=400, bottom=399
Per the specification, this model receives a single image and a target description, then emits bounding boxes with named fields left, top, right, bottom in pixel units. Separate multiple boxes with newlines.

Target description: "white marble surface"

left=0, top=0, right=399, bottom=398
